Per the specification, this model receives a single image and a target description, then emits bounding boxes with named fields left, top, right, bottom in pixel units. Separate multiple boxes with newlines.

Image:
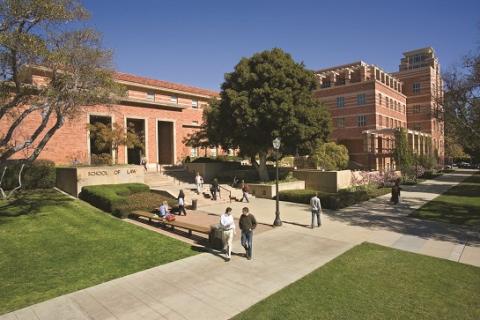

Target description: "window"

left=378, top=93, right=382, bottom=105
left=413, top=124, right=421, bottom=131
left=192, top=99, right=198, bottom=108
left=336, top=96, right=345, bottom=108
left=170, top=96, right=178, bottom=104
left=210, top=148, right=217, bottom=157
left=190, top=147, right=198, bottom=157
left=394, top=101, right=397, bottom=111
left=336, top=118, right=345, bottom=128
left=146, top=91, right=155, bottom=101
left=413, top=105, right=421, bottom=113
left=357, top=115, right=367, bottom=127
left=413, top=82, right=421, bottom=94
left=385, top=96, right=388, bottom=106
left=390, top=99, right=393, bottom=109
left=357, top=94, right=366, bottom=105
left=378, top=115, right=383, bottom=126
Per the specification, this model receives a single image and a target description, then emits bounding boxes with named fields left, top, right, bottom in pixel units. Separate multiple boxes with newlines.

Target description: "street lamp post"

left=272, top=137, right=282, bottom=226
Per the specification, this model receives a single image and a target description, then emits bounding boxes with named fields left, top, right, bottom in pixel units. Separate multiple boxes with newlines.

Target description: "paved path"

left=2, top=171, right=479, bottom=320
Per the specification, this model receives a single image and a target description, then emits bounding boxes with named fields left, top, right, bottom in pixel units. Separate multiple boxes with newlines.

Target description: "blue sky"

left=82, top=0, right=479, bottom=91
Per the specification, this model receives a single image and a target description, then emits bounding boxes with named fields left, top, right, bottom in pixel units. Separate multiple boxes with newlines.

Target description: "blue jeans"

left=241, top=230, right=253, bottom=258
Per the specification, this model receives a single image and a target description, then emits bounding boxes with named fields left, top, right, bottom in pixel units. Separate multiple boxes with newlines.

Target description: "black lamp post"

left=272, top=137, right=282, bottom=226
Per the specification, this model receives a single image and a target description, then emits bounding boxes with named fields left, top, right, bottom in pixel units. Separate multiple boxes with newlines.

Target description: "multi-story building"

left=1, top=67, right=219, bottom=169
left=392, top=48, right=444, bottom=164
left=314, top=47, right=444, bottom=170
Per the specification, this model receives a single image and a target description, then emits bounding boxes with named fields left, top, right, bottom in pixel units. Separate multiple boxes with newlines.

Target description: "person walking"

left=239, top=207, right=257, bottom=260
left=240, top=180, right=250, bottom=203
left=178, top=189, right=187, bottom=215
left=210, top=178, right=220, bottom=200
left=391, top=178, right=402, bottom=205
left=220, top=207, right=236, bottom=261
left=195, top=172, right=203, bottom=195
left=310, top=192, right=322, bottom=228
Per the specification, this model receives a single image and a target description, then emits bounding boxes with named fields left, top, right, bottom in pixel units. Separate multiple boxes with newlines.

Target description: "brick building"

left=314, top=47, right=444, bottom=170
left=1, top=68, right=219, bottom=169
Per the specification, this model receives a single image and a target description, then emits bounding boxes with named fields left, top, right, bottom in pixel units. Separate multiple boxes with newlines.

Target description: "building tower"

left=393, top=47, right=444, bottom=165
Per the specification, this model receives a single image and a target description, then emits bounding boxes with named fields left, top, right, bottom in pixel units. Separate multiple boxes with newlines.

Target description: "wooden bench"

left=131, top=210, right=211, bottom=237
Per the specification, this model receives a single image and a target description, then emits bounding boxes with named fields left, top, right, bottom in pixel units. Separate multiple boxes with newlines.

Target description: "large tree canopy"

left=443, top=48, right=480, bottom=162
left=195, top=48, right=331, bottom=180
left=0, top=0, right=123, bottom=163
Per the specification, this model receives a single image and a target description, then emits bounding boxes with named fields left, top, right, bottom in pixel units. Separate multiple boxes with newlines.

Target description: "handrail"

left=218, top=185, right=232, bottom=203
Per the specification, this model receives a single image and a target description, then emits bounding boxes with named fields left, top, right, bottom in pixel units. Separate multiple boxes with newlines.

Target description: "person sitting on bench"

left=157, top=201, right=169, bottom=218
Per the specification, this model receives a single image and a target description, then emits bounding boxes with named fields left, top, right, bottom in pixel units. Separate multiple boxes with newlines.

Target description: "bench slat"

left=131, top=210, right=210, bottom=234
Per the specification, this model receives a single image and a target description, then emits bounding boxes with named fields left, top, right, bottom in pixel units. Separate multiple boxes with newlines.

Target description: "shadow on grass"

left=0, top=190, right=74, bottom=220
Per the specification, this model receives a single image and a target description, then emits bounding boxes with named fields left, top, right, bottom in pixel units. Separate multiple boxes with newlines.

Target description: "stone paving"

left=1, top=171, right=479, bottom=319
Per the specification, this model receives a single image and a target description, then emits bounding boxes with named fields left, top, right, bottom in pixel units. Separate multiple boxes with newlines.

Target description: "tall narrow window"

left=146, top=91, right=155, bottom=101
left=357, top=115, right=367, bottom=127
left=357, top=94, right=366, bottom=105
left=378, top=93, right=382, bottom=105
left=413, top=82, right=421, bottom=94
left=336, top=96, right=345, bottom=108
left=192, top=99, right=198, bottom=108
left=336, top=117, right=345, bottom=128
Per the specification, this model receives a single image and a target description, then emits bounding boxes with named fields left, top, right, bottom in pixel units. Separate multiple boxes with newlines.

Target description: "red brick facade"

left=314, top=48, right=444, bottom=170
left=1, top=70, right=219, bottom=168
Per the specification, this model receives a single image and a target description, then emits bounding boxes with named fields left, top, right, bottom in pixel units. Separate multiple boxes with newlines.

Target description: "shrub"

left=278, top=185, right=390, bottom=210
left=91, top=153, right=112, bottom=165
left=1, top=160, right=56, bottom=190
left=79, top=183, right=149, bottom=214
left=311, top=142, right=349, bottom=170
left=113, top=192, right=176, bottom=218
left=420, top=170, right=443, bottom=179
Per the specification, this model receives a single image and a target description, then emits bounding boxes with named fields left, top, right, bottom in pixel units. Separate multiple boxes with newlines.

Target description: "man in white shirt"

left=310, top=192, right=322, bottom=228
left=195, top=172, right=203, bottom=195
left=220, top=207, right=236, bottom=261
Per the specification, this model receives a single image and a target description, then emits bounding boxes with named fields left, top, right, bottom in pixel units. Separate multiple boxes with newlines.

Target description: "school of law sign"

left=56, top=165, right=145, bottom=196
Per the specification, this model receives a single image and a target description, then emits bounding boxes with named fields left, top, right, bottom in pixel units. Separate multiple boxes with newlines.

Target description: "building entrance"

left=157, top=121, right=174, bottom=164
left=126, top=118, right=145, bottom=165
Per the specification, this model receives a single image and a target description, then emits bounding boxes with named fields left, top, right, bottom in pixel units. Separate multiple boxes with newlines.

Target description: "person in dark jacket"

left=210, top=178, right=220, bottom=200
left=239, top=207, right=257, bottom=260
left=391, top=178, right=402, bottom=205
left=178, top=189, right=187, bottom=215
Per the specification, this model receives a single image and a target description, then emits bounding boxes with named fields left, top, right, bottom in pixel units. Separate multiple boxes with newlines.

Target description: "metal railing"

left=218, top=185, right=232, bottom=203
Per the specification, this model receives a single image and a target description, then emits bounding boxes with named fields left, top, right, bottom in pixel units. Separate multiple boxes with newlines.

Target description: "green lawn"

left=411, top=172, right=480, bottom=227
left=0, top=190, right=197, bottom=315
left=234, top=243, right=480, bottom=320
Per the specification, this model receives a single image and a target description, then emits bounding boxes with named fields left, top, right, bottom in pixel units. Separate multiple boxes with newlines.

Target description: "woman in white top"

left=220, top=207, right=236, bottom=261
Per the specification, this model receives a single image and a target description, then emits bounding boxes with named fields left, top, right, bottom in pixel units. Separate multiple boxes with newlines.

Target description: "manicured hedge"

left=419, top=171, right=443, bottom=179
left=113, top=192, right=177, bottom=218
left=1, top=160, right=55, bottom=190
left=278, top=186, right=390, bottom=210
left=79, top=183, right=149, bottom=216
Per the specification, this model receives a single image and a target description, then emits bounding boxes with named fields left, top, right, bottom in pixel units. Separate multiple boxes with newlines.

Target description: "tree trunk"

left=257, top=151, right=270, bottom=182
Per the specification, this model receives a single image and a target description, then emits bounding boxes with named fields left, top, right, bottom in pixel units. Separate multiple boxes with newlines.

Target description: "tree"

left=195, top=48, right=332, bottom=181
left=443, top=48, right=480, bottom=162
left=89, top=122, right=143, bottom=165
left=393, top=128, right=413, bottom=175
left=0, top=0, right=124, bottom=164
left=311, top=142, right=349, bottom=171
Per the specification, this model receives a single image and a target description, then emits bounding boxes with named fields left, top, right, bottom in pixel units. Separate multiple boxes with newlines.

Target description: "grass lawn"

left=411, top=172, right=480, bottom=227
left=0, top=189, right=197, bottom=315
left=234, top=243, right=480, bottom=320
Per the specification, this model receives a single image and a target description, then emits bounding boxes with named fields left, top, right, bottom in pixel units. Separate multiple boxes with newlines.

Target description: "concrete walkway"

left=2, top=171, right=479, bottom=320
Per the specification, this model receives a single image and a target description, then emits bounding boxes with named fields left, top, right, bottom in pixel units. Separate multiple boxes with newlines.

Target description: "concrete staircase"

left=144, top=168, right=247, bottom=208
